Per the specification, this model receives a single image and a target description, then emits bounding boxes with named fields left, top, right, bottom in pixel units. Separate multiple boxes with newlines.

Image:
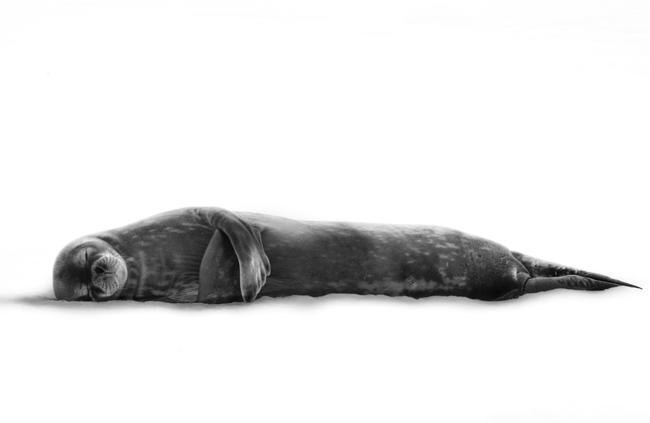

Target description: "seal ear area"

left=199, top=211, right=271, bottom=303
left=52, top=239, right=95, bottom=300
left=53, top=257, right=88, bottom=300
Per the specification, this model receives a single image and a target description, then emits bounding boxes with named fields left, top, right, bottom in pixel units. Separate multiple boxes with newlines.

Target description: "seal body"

left=243, top=212, right=527, bottom=301
left=52, top=207, right=638, bottom=303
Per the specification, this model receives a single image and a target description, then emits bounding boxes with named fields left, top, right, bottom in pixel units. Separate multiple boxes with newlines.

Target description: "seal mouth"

left=88, top=288, right=112, bottom=302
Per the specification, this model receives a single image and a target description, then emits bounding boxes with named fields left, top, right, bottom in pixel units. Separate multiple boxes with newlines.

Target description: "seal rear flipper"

left=197, top=209, right=271, bottom=303
left=512, top=251, right=642, bottom=294
left=523, top=274, right=641, bottom=294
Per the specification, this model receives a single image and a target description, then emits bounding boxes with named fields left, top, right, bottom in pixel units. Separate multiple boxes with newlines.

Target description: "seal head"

left=53, top=237, right=128, bottom=301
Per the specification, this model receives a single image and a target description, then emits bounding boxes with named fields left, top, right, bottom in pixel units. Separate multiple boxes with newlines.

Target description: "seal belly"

left=255, top=218, right=525, bottom=301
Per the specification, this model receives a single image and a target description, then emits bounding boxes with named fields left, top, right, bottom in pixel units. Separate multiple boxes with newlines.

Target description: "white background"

left=1, top=1, right=648, bottom=422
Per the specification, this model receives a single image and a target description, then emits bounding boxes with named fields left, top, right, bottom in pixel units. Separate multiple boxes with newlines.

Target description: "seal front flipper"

left=197, top=209, right=271, bottom=303
left=198, top=230, right=240, bottom=303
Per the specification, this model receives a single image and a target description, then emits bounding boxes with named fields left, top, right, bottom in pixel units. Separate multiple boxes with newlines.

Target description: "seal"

left=52, top=207, right=640, bottom=303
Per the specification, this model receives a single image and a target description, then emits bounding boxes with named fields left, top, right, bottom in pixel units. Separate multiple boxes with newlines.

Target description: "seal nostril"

left=95, top=267, right=105, bottom=274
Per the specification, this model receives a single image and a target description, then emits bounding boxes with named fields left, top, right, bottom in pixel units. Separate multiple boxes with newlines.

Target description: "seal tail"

left=511, top=251, right=642, bottom=294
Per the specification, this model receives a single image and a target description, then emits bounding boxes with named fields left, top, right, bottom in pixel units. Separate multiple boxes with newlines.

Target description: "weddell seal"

left=52, top=207, right=640, bottom=303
